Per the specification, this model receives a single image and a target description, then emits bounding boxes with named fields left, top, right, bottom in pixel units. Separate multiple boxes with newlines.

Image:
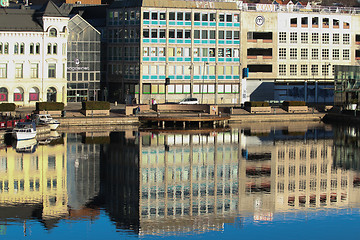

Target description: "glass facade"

left=67, top=15, right=101, bottom=102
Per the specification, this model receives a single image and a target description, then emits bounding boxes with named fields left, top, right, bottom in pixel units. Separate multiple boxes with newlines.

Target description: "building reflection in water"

left=0, top=132, right=101, bottom=231
left=99, top=126, right=360, bottom=235
left=0, top=125, right=360, bottom=236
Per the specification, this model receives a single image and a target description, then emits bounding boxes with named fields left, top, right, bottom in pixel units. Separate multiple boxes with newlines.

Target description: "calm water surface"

left=1, top=123, right=360, bottom=239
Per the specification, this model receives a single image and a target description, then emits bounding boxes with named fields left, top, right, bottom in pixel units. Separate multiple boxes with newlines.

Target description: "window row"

left=108, top=28, right=140, bottom=40
left=143, top=84, right=239, bottom=94
left=143, top=29, right=239, bottom=40
left=143, top=11, right=240, bottom=23
left=143, top=47, right=239, bottom=58
left=0, top=87, right=40, bottom=102
left=290, top=17, right=350, bottom=29
left=109, top=10, right=140, bottom=21
left=142, top=65, right=240, bottom=76
left=0, top=63, right=61, bottom=79
left=0, top=42, right=65, bottom=55
left=279, top=64, right=334, bottom=76
left=278, top=48, right=350, bottom=61
left=109, top=64, right=140, bottom=76
left=279, top=32, right=350, bottom=45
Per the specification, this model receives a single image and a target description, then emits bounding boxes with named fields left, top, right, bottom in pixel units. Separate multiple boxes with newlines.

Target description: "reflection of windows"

left=48, top=156, right=56, bottom=170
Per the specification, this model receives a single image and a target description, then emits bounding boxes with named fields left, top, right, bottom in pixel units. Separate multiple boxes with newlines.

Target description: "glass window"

left=185, top=12, right=191, bottom=21
left=143, top=12, right=149, bottom=20
left=169, top=12, right=175, bottom=20
left=311, top=33, right=319, bottom=44
left=35, top=43, right=40, bottom=54
left=301, top=32, right=308, bottom=43
left=0, top=64, right=7, bottom=78
left=279, top=48, right=286, bottom=59
left=53, top=44, right=57, bottom=54
left=194, top=13, right=200, bottom=21
left=311, top=49, right=318, bottom=60
left=14, top=43, right=19, bottom=54
left=300, top=64, right=308, bottom=76
left=15, top=63, right=23, bottom=78
left=343, top=34, right=350, bottom=44
left=300, top=48, right=308, bottom=60
left=48, top=64, right=56, bottom=78
left=218, top=31, right=224, bottom=39
left=279, top=32, right=286, bottom=43
left=30, top=43, right=34, bottom=54
left=20, top=43, right=25, bottom=54
left=290, top=64, right=297, bottom=76
left=31, top=63, right=38, bottom=78
left=279, top=64, right=286, bottom=75
left=49, top=28, right=57, bottom=37
left=290, top=48, right=297, bottom=59
left=226, top=14, right=232, bottom=22
left=160, top=12, right=166, bottom=20
left=177, top=12, right=183, bottom=21
left=151, top=12, right=158, bottom=20
left=290, top=32, right=297, bottom=43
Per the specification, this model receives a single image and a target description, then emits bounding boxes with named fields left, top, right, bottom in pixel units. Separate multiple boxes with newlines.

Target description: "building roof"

left=0, top=0, right=67, bottom=32
left=36, top=0, right=68, bottom=17
left=0, top=7, right=43, bottom=31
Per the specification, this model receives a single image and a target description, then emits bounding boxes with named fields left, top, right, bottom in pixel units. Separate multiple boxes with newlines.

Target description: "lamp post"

left=201, top=62, right=208, bottom=104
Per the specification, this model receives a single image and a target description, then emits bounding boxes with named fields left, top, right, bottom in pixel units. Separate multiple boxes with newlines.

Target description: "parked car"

left=179, top=98, right=199, bottom=104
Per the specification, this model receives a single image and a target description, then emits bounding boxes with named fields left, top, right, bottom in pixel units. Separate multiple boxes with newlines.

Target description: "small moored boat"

left=12, top=122, right=37, bottom=140
left=35, top=114, right=60, bottom=130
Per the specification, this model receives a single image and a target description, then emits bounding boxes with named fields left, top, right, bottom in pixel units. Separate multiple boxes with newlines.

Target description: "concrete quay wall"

left=56, top=113, right=325, bottom=127
left=58, top=116, right=139, bottom=127
left=229, top=113, right=325, bottom=123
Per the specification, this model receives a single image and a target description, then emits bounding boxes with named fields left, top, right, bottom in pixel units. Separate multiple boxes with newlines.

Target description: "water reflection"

left=0, top=124, right=360, bottom=238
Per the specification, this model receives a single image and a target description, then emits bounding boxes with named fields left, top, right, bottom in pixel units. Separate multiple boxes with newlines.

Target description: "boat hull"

left=12, top=131, right=37, bottom=140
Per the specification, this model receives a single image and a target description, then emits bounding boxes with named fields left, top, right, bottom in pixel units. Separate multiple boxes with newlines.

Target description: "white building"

left=0, top=1, right=69, bottom=106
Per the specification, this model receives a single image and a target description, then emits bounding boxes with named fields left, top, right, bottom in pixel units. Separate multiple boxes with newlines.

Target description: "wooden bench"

left=282, top=106, right=308, bottom=113
left=245, top=106, right=271, bottom=114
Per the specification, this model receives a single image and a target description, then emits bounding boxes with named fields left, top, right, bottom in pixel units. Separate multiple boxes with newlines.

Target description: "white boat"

left=14, top=138, right=37, bottom=153
left=35, top=114, right=60, bottom=130
left=12, top=122, right=37, bottom=140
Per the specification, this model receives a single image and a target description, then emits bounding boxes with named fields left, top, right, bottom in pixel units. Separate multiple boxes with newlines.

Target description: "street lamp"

left=201, top=62, right=208, bottom=104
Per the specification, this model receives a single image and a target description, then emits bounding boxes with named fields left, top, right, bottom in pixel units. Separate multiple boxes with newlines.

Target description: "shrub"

left=282, top=101, right=306, bottom=106
left=244, top=101, right=269, bottom=107
left=0, top=103, right=16, bottom=111
left=82, top=101, right=110, bottom=110
left=36, top=102, right=64, bottom=111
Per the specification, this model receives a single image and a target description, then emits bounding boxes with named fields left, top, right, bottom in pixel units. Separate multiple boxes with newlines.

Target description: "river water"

left=0, top=122, right=360, bottom=239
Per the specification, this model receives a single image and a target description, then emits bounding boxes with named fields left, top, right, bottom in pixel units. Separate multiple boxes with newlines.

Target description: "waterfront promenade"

left=12, top=103, right=326, bottom=128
